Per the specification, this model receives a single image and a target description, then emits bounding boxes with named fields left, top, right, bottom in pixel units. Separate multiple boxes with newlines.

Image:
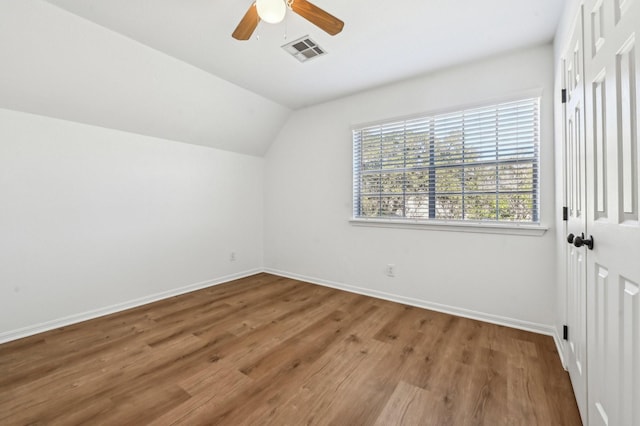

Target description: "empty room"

left=1, top=0, right=638, bottom=424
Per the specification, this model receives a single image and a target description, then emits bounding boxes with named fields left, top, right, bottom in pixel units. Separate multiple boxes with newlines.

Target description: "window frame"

left=351, top=94, right=547, bottom=236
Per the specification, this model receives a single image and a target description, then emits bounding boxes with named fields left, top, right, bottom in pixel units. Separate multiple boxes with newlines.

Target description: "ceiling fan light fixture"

left=256, top=0, right=286, bottom=24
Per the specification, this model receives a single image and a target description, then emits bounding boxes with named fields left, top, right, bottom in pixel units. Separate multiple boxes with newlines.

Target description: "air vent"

left=282, top=36, right=327, bottom=62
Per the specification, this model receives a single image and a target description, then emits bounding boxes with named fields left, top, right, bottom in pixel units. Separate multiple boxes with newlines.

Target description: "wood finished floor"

left=0, top=273, right=581, bottom=425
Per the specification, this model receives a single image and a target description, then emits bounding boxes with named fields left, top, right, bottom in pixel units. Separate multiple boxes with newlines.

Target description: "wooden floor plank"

left=0, top=273, right=581, bottom=425
left=374, top=381, right=440, bottom=425
left=150, top=362, right=253, bottom=426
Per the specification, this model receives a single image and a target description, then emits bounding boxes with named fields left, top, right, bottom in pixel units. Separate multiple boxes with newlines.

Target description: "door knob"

left=567, top=233, right=575, bottom=244
left=573, top=233, right=594, bottom=250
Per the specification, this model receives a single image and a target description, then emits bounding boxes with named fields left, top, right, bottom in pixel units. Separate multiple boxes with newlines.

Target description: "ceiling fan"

left=232, top=0, right=344, bottom=40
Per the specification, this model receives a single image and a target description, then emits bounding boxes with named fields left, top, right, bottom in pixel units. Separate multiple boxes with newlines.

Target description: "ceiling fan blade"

left=232, top=3, right=260, bottom=40
left=290, top=0, right=344, bottom=36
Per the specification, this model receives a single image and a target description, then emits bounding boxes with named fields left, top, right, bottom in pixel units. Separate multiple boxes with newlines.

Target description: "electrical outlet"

left=230, top=252, right=236, bottom=262
left=386, top=264, right=395, bottom=277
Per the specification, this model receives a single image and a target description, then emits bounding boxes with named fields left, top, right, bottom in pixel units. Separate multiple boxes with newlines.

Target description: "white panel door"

left=562, top=7, right=589, bottom=423
left=583, top=0, right=640, bottom=425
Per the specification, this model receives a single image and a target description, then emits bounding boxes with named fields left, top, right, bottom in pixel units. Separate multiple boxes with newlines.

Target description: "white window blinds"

left=353, top=98, right=540, bottom=222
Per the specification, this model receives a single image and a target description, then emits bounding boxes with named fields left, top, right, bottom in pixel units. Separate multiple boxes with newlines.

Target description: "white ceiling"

left=45, top=0, right=565, bottom=110
left=0, top=0, right=290, bottom=156
left=0, top=1, right=564, bottom=155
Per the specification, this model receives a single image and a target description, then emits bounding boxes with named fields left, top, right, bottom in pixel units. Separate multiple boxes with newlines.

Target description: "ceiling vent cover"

left=282, top=36, right=327, bottom=62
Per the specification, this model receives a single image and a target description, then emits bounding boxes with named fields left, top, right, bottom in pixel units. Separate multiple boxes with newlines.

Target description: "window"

left=353, top=98, right=540, bottom=223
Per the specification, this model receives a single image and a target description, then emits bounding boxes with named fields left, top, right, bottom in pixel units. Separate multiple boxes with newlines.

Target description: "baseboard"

left=264, top=268, right=557, bottom=338
left=1, top=267, right=562, bottom=350
left=0, top=268, right=261, bottom=344
left=553, top=327, right=568, bottom=370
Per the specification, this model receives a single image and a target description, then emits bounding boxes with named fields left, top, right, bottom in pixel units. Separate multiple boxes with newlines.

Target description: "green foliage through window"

left=353, top=98, right=540, bottom=222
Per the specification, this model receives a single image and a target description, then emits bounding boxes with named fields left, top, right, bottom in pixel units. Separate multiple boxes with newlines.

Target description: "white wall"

left=264, top=44, right=558, bottom=333
left=0, top=41, right=561, bottom=342
left=0, top=109, right=263, bottom=341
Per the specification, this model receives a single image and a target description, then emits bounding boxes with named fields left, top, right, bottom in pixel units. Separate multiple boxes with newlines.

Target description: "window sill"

left=349, top=218, right=548, bottom=236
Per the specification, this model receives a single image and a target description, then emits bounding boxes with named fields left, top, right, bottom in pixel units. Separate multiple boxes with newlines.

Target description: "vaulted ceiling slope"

left=0, top=0, right=290, bottom=156
left=44, top=0, right=564, bottom=109
left=1, top=1, right=563, bottom=155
